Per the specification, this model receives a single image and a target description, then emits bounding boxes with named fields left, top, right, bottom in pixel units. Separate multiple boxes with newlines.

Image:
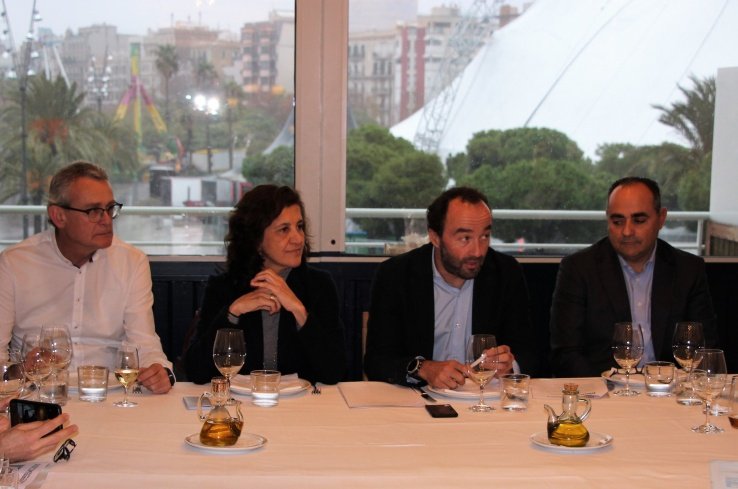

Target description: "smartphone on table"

left=425, top=404, right=458, bottom=418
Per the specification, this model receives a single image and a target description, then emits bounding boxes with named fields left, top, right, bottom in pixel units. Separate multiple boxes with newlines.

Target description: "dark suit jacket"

left=364, top=243, right=540, bottom=385
left=183, top=263, right=346, bottom=384
left=549, top=238, right=717, bottom=377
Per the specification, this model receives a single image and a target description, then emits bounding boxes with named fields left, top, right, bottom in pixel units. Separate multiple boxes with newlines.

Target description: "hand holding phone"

left=425, top=404, right=458, bottom=418
left=9, top=399, right=64, bottom=437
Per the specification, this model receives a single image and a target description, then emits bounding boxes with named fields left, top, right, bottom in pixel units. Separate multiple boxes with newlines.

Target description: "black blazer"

left=549, top=238, right=717, bottom=377
left=183, top=263, right=346, bottom=384
left=364, top=243, right=540, bottom=385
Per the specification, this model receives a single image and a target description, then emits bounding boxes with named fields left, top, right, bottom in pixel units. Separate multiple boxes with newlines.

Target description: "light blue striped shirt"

left=617, top=245, right=657, bottom=366
left=431, top=249, right=474, bottom=363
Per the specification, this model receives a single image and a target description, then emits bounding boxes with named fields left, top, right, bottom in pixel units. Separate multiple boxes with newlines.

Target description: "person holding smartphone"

left=0, top=399, right=78, bottom=462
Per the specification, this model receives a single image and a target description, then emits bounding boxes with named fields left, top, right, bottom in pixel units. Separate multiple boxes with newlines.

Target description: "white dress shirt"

left=0, top=229, right=171, bottom=370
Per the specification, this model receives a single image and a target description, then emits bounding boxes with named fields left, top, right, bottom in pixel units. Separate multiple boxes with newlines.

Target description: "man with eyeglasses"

left=0, top=161, right=174, bottom=393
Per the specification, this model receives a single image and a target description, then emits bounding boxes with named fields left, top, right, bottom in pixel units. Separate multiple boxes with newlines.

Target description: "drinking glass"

left=113, top=343, right=140, bottom=408
left=672, top=321, right=705, bottom=405
left=40, top=326, right=73, bottom=395
left=611, top=322, right=644, bottom=397
left=212, top=328, right=246, bottom=403
left=465, top=334, right=498, bottom=412
left=689, top=348, right=727, bottom=434
left=0, top=349, right=25, bottom=412
left=21, top=331, right=52, bottom=401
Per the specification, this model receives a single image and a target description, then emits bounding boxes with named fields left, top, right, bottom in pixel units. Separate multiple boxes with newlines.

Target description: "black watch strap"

left=164, top=367, right=176, bottom=386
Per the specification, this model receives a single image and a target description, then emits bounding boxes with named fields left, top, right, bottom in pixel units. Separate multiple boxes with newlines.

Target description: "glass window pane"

left=346, top=0, right=734, bottom=256
left=0, top=0, right=295, bottom=255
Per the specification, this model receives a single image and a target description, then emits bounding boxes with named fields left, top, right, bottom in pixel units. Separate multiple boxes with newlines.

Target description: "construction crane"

left=413, top=0, right=500, bottom=154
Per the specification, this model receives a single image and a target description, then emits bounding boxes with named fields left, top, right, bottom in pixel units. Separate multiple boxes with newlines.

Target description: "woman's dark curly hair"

left=225, top=185, right=310, bottom=280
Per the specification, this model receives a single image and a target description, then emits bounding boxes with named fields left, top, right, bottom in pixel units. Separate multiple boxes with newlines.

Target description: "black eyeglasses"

left=54, top=438, right=76, bottom=463
left=56, top=202, right=123, bottom=222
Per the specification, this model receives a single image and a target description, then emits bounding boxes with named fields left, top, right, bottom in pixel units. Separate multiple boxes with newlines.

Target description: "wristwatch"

left=406, top=356, right=425, bottom=380
left=164, top=367, right=176, bottom=386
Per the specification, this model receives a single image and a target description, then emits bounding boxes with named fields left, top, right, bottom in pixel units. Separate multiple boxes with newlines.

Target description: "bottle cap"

left=562, top=383, right=579, bottom=394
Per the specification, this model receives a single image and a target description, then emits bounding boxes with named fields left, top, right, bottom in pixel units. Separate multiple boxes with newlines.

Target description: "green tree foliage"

left=347, top=125, right=446, bottom=239
left=449, top=127, right=584, bottom=182
left=0, top=76, right=139, bottom=207
left=244, top=145, right=294, bottom=187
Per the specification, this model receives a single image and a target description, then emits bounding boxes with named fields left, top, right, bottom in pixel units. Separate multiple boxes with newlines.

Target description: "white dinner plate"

left=230, top=376, right=311, bottom=396
left=427, top=379, right=500, bottom=400
left=600, top=370, right=646, bottom=389
left=530, top=432, right=613, bottom=453
left=184, top=433, right=267, bottom=453
left=67, top=371, right=123, bottom=393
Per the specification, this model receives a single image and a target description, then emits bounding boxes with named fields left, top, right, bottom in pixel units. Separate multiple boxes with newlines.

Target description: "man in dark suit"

left=364, top=187, right=539, bottom=388
left=550, top=177, right=716, bottom=377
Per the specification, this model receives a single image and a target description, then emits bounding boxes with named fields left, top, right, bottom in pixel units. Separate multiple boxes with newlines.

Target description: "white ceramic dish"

left=230, top=376, right=310, bottom=396
left=530, top=431, right=613, bottom=453
left=427, top=379, right=500, bottom=400
left=600, top=370, right=647, bottom=389
left=184, top=432, right=267, bottom=453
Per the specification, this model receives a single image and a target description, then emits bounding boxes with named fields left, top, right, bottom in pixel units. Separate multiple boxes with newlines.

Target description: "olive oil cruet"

left=544, top=383, right=591, bottom=447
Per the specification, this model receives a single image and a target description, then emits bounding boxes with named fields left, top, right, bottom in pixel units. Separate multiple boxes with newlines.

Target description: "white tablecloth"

left=43, top=378, right=737, bottom=488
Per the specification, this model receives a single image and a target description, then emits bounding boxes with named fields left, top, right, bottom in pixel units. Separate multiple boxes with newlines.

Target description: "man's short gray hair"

left=48, top=161, right=108, bottom=206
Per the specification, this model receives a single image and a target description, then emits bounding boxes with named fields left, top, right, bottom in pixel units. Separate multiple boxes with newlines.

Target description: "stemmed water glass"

left=40, top=326, right=73, bottom=393
left=689, top=348, right=727, bottom=434
left=465, top=334, right=499, bottom=413
left=672, top=321, right=705, bottom=405
left=113, top=343, right=140, bottom=408
left=0, top=349, right=26, bottom=412
left=21, top=331, right=53, bottom=401
left=612, top=322, right=644, bottom=397
left=213, top=328, right=246, bottom=403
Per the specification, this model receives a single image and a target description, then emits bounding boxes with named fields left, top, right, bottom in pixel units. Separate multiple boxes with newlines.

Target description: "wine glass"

left=465, top=334, right=499, bottom=413
left=672, top=321, right=705, bottom=405
left=21, top=331, right=53, bottom=401
left=689, top=348, right=727, bottom=434
left=113, top=343, right=140, bottom=408
left=0, top=349, right=26, bottom=413
left=213, top=328, right=246, bottom=403
left=611, top=322, right=644, bottom=397
left=40, top=326, right=73, bottom=398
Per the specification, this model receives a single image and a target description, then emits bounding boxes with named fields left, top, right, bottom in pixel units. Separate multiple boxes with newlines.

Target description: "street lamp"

left=192, top=93, right=220, bottom=174
left=1, top=0, right=42, bottom=238
left=87, top=51, right=113, bottom=113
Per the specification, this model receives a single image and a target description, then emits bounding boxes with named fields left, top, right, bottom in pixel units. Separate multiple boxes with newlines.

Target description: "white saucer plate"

left=530, top=431, right=613, bottom=453
left=184, top=432, right=267, bottom=453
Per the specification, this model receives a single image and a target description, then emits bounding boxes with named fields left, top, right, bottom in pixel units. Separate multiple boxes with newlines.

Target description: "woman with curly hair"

left=184, top=185, right=346, bottom=384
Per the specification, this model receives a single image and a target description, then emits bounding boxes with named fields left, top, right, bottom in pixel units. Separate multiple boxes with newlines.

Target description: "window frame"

left=294, top=0, right=348, bottom=256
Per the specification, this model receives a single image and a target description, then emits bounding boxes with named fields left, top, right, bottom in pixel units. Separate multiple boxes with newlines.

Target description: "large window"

left=1, top=0, right=737, bottom=258
left=0, top=0, right=296, bottom=255
left=344, top=0, right=738, bottom=257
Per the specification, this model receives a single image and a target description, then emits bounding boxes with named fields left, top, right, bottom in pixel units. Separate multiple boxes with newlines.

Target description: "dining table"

left=37, top=376, right=737, bottom=488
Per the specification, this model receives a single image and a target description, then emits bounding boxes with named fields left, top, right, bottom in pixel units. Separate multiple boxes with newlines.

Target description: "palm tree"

left=195, top=60, right=218, bottom=91
left=0, top=75, right=140, bottom=230
left=155, top=45, right=179, bottom=124
left=653, top=74, right=715, bottom=163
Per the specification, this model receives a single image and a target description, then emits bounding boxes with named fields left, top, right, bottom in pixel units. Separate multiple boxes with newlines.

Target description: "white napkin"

left=531, top=378, right=609, bottom=399
left=233, top=372, right=299, bottom=385
left=338, top=381, right=426, bottom=408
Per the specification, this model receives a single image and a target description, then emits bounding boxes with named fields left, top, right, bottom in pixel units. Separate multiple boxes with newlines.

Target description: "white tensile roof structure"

left=391, top=0, right=738, bottom=159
